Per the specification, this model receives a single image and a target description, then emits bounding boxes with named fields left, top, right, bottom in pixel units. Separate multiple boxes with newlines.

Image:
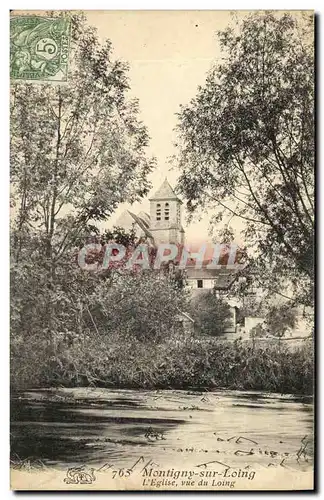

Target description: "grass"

left=11, top=333, right=314, bottom=395
left=10, top=453, right=48, bottom=471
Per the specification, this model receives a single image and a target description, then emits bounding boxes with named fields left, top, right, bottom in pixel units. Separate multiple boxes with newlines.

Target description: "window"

left=156, top=203, right=161, bottom=221
left=197, top=279, right=203, bottom=289
left=164, top=202, right=170, bottom=221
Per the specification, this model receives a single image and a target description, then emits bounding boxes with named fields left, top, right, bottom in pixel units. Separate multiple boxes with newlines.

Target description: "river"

left=11, top=388, right=313, bottom=474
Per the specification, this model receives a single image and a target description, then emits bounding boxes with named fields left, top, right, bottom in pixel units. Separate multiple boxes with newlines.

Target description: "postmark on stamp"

left=10, top=16, right=71, bottom=82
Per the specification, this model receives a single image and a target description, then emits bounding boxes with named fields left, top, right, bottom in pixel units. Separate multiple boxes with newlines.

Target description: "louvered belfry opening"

left=156, top=203, right=161, bottom=221
left=164, top=202, right=169, bottom=221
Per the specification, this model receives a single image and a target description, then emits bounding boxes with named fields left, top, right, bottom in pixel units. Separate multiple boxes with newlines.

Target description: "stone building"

left=148, top=178, right=185, bottom=245
left=115, top=178, right=241, bottom=335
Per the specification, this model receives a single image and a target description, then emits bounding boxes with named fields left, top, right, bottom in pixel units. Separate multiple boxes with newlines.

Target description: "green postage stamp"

left=10, top=16, right=71, bottom=82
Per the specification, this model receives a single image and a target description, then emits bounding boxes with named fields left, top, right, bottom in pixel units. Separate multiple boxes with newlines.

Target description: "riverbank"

left=11, top=336, right=314, bottom=395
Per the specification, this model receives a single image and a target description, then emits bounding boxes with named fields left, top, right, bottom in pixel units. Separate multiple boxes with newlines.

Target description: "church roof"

left=149, top=178, right=181, bottom=202
left=128, top=211, right=154, bottom=243
left=137, top=211, right=150, bottom=227
left=115, top=210, right=137, bottom=229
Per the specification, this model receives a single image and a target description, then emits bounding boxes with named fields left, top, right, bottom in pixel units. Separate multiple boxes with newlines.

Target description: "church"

left=112, top=178, right=311, bottom=340
left=115, top=178, right=241, bottom=335
left=116, top=178, right=185, bottom=245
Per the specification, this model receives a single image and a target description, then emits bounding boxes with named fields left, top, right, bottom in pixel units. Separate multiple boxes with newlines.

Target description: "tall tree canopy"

left=11, top=12, right=155, bottom=266
left=175, top=12, right=314, bottom=305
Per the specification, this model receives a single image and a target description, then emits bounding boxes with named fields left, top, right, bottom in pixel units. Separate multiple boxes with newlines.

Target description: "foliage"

left=10, top=14, right=157, bottom=365
left=100, top=226, right=137, bottom=247
left=175, top=12, right=314, bottom=306
left=11, top=12, right=155, bottom=267
left=12, top=247, right=189, bottom=347
left=264, top=303, right=297, bottom=337
left=85, top=271, right=190, bottom=342
left=11, top=335, right=314, bottom=396
left=189, top=291, right=232, bottom=336
left=249, top=323, right=267, bottom=339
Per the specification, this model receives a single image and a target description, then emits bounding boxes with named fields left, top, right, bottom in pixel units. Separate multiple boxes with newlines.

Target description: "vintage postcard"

left=10, top=10, right=314, bottom=491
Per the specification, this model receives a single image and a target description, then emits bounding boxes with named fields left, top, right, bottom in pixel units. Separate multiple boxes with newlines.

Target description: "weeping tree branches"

left=175, top=12, right=314, bottom=302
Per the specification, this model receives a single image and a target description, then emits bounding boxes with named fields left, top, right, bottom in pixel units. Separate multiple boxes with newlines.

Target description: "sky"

left=86, top=10, right=245, bottom=243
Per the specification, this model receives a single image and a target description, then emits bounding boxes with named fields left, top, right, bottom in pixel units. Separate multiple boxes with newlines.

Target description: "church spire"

left=148, top=178, right=184, bottom=245
left=149, top=177, right=181, bottom=202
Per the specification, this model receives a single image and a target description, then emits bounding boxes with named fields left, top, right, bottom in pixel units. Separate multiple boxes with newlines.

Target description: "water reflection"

left=11, top=389, right=313, bottom=471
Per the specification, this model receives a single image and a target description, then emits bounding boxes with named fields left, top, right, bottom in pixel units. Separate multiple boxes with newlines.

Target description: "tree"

left=175, top=12, right=314, bottom=305
left=10, top=13, right=155, bottom=356
left=265, top=303, right=297, bottom=337
left=88, top=271, right=189, bottom=342
left=11, top=12, right=155, bottom=268
left=190, top=291, right=232, bottom=336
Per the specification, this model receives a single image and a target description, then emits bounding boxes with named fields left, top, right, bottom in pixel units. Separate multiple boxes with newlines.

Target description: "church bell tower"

left=149, top=178, right=185, bottom=245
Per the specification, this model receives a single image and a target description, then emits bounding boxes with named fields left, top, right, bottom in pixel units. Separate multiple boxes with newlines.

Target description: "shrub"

left=11, top=334, right=314, bottom=396
left=189, top=291, right=232, bottom=336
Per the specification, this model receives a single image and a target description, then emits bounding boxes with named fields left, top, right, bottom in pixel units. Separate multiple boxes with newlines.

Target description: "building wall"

left=187, top=278, right=215, bottom=289
left=149, top=227, right=182, bottom=244
left=149, top=199, right=182, bottom=244
left=150, top=199, right=178, bottom=228
left=245, top=316, right=265, bottom=331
